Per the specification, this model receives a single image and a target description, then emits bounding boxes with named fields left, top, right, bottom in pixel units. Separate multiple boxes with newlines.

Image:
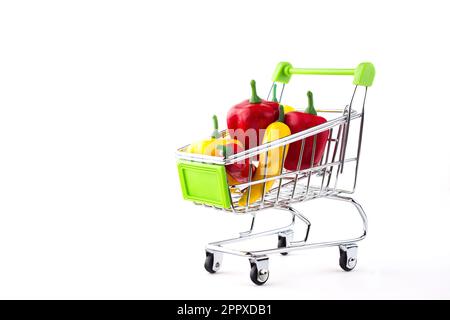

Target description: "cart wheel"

left=204, top=251, right=222, bottom=274
left=249, top=258, right=269, bottom=285
left=339, top=244, right=358, bottom=272
left=277, top=235, right=288, bottom=255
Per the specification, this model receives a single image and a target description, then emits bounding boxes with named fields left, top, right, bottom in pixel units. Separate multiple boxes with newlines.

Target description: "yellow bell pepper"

left=186, top=137, right=224, bottom=156
left=186, top=115, right=241, bottom=156
left=283, top=105, right=296, bottom=113
left=187, top=116, right=252, bottom=191
left=238, top=105, right=291, bottom=206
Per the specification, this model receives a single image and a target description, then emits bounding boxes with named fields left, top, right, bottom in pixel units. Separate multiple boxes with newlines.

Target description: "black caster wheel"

left=249, top=261, right=269, bottom=285
left=277, top=235, right=289, bottom=256
left=339, top=245, right=358, bottom=272
left=204, top=251, right=222, bottom=274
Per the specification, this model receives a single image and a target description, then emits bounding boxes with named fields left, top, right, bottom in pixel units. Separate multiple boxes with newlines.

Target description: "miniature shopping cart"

left=176, top=61, right=375, bottom=285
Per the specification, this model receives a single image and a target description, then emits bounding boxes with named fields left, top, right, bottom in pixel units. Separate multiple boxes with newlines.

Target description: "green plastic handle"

left=272, top=61, right=375, bottom=86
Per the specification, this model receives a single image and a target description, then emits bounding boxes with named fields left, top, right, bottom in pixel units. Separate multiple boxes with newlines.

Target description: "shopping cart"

left=176, top=61, right=375, bottom=285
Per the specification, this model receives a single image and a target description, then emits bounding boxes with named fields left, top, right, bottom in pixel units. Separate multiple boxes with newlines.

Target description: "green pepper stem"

left=278, top=104, right=285, bottom=122
left=272, top=83, right=278, bottom=102
left=305, top=91, right=317, bottom=116
left=249, top=80, right=262, bottom=104
left=211, top=115, right=220, bottom=139
left=216, top=144, right=232, bottom=158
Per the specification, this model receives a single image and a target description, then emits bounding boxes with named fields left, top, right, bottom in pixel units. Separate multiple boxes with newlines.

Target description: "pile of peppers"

left=187, top=80, right=329, bottom=201
left=227, top=81, right=328, bottom=171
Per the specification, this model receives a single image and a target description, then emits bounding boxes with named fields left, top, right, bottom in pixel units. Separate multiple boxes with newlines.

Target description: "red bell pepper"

left=284, top=91, right=329, bottom=171
left=227, top=80, right=279, bottom=150
left=216, top=143, right=256, bottom=184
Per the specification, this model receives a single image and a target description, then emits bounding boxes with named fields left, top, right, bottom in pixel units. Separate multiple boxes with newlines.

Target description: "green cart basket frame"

left=177, top=160, right=231, bottom=208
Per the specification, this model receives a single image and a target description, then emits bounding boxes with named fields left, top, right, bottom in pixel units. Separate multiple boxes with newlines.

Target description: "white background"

left=1, top=0, right=449, bottom=299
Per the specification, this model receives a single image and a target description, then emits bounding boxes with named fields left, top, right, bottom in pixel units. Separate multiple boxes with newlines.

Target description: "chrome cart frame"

left=176, top=62, right=374, bottom=285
